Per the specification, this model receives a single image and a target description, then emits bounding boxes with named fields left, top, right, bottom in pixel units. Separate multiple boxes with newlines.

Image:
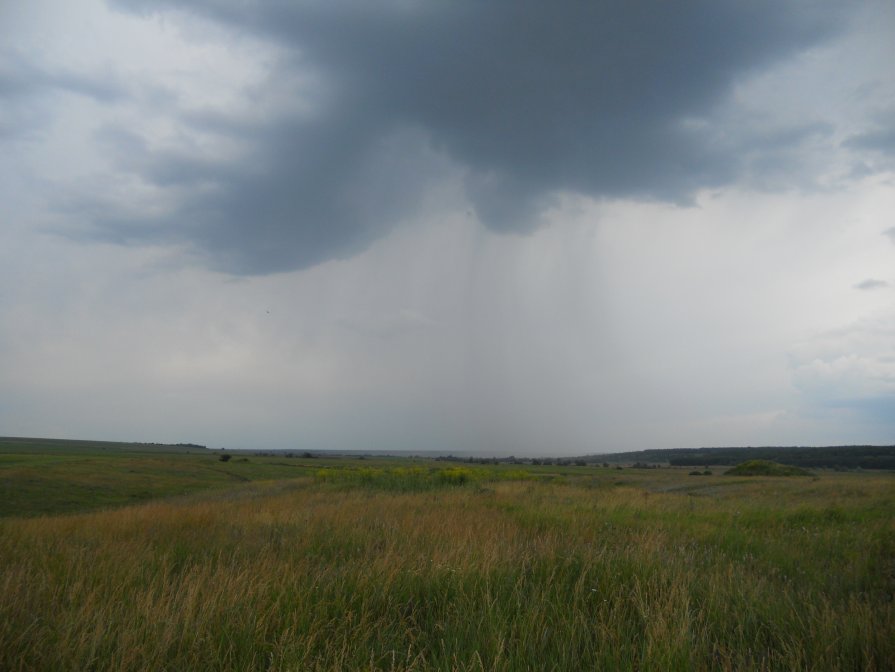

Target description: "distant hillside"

left=588, top=445, right=895, bottom=470
left=0, top=436, right=207, bottom=454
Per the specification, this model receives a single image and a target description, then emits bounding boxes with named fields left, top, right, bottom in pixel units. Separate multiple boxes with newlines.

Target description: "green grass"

left=0, top=442, right=892, bottom=670
left=0, top=443, right=319, bottom=517
left=313, top=465, right=541, bottom=491
left=725, top=459, right=813, bottom=477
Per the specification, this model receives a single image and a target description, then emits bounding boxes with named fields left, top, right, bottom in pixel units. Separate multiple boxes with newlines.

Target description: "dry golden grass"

left=1, top=472, right=893, bottom=670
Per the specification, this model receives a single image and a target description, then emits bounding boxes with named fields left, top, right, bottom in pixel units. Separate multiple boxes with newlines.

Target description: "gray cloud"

left=885, top=227, right=895, bottom=243
left=855, top=278, right=889, bottom=290
left=0, top=49, right=126, bottom=103
left=80, top=118, right=446, bottom=274
left=788, top=316, right=895, bottom=439
left=0, top=48, right=129, bottom=143
left=844, top=112, right=895, bottom=177
left=73, top=1, right=852, bottom=274
left=845, top=115, right=895, bottom=156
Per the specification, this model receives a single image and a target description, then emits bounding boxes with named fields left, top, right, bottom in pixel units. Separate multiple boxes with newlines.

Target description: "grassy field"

left=1, top=441, right=892, bottom=670
left=0, top=437, right=347, bottom=517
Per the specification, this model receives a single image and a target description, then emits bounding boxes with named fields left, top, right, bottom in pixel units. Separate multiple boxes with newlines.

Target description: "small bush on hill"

left=725, top=460, right=811, bottom=477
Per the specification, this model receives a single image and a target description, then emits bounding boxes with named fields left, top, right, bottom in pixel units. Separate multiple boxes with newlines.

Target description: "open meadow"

left=1, top=440, right=893, bottom=671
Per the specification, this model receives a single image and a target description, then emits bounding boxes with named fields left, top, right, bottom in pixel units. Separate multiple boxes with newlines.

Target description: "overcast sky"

left=2, top=0, right=894, bottom=454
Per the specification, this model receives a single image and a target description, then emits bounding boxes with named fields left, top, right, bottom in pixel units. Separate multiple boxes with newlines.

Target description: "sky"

left=1, top=0, right=894, bottom=455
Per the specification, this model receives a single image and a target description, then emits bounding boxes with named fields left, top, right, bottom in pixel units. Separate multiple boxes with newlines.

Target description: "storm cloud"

left=67, top=0, right=847, bottom=274
left=2, top=0, right=894, bottom=453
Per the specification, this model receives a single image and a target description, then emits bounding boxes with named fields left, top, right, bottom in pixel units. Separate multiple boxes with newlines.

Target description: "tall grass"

left=313, top=465, right=538, bottom=491
left=1, top=472, right=892, bottom=670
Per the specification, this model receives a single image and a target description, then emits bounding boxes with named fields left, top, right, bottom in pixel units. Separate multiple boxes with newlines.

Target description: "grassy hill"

left=0, top=436, right=306, bottom=517
left=725, top=459, right=813, bottom=477
left=0, top=436, right=207, bottom=454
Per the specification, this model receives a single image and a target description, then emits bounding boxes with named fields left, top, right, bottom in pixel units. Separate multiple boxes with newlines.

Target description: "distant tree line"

left=592, top=446, right=895, bottom=470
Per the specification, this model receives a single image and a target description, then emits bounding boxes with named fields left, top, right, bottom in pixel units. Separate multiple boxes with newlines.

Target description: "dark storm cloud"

left=85, top=116, right=441, bottom=273
left=97, top=0, right=846, bottom=274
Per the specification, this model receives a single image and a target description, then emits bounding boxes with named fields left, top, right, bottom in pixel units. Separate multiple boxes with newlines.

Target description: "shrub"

left=725, top=460, right=812, bottom=477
